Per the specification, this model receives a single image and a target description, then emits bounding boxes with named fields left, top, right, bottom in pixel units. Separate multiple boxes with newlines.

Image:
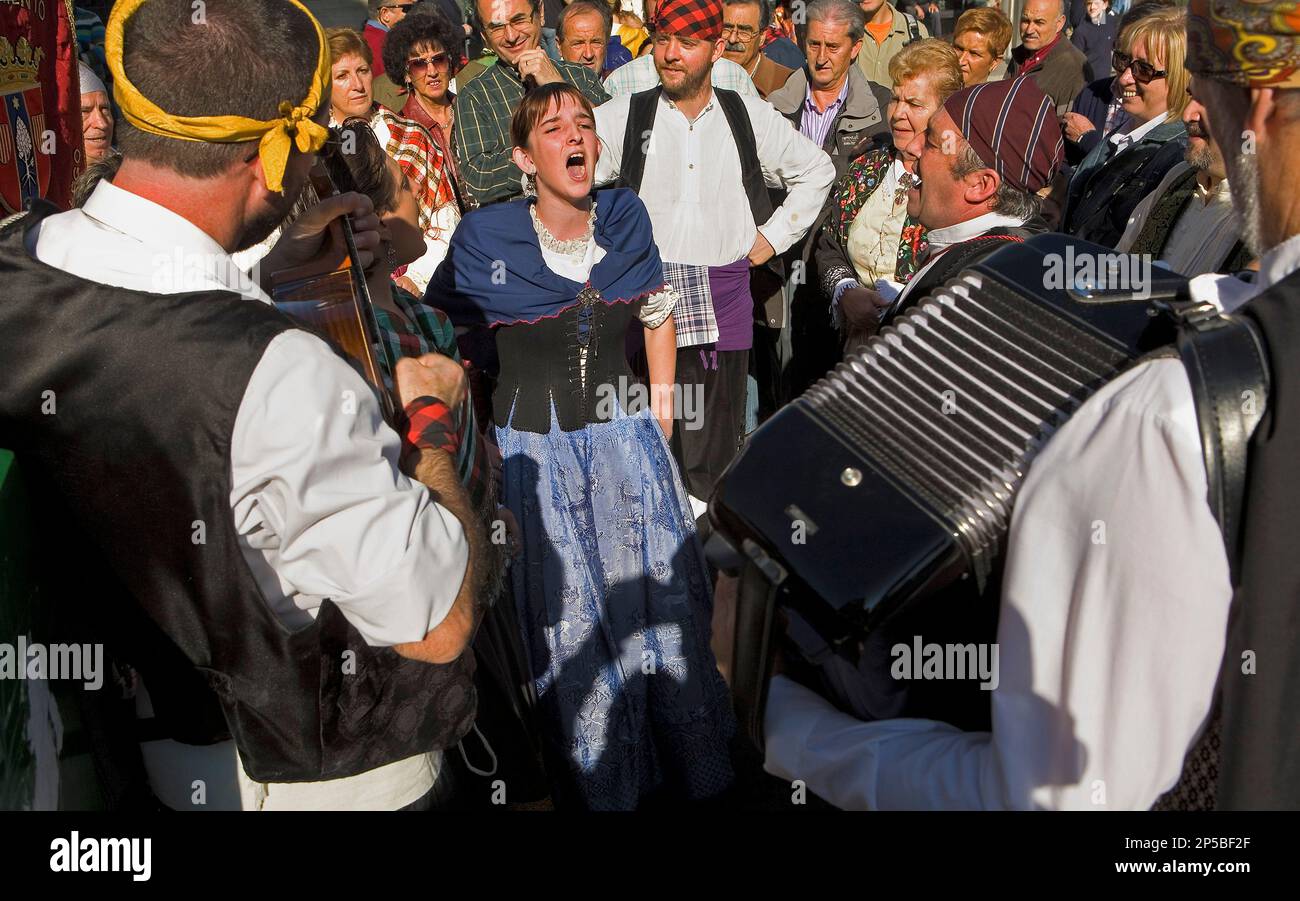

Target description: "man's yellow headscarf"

left=105, top=0, right=333, bottom=193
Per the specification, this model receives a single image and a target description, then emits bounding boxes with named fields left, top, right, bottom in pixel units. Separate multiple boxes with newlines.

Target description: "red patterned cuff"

left=400, top=396, right=460, bottom=458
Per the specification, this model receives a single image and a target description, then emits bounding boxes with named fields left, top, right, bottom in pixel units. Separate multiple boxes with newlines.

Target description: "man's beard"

left=658, top=60, right=711, bottom=101
left=1185, top=121, right=1219, bottom=173
left=1228, top=150, right=1264, bottom=258
left=234, top=183, right=301, bottom=253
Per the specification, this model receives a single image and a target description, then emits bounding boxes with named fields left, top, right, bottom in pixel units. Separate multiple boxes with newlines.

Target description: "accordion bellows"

left=807, top=272, right=1134, bottom=586
left=710, top=235, right=1179, bottom=649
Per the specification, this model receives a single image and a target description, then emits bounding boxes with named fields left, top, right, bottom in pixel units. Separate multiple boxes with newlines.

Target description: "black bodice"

left=493, top=293, right=641, bottom=433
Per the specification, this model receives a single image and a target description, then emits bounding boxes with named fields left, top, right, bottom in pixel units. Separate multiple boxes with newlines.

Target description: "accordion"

left=708, top=235, right=1188, bottom=744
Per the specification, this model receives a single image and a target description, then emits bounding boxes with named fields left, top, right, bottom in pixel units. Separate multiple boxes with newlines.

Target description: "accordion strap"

left=731, top=544, right=786, bottom=749
left=1175, top=304, right=1270, bottom=584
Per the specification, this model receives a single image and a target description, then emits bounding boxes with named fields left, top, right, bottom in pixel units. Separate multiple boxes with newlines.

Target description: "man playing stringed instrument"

left=0, top=0, right=491, bottom=810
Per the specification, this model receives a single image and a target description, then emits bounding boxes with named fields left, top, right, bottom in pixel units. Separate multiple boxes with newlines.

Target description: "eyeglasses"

left=486, top=12, right=537, bottom=37
left=1112, top=50, right=1167, bottom=84
left=383, top=3, right=417, bottom=10
left=721, top=24, right=759, bottom=42
left=408, top=51, right=450, bottom=71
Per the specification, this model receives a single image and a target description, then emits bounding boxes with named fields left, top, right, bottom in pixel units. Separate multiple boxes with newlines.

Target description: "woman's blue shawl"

left=428, top=187, right=666, bottom=328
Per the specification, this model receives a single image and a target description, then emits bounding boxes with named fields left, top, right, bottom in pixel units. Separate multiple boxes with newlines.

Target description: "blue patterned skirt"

left=495, top=403, right=736, bottom=810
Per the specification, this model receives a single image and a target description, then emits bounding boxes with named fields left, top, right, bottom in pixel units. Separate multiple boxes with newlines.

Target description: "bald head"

left=1020, top=0, right=1065, bottom=51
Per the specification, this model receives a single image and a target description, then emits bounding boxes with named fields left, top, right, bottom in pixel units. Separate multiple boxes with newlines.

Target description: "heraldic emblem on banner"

left=0, top=35, right=50, bottom=214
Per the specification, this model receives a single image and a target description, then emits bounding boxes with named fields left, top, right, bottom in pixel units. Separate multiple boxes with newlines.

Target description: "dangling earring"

left=523, top=171, right=537, bottom=198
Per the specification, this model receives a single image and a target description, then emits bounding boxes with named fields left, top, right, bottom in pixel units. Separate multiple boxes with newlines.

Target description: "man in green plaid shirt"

left=455, top=0, right=610, bottom=205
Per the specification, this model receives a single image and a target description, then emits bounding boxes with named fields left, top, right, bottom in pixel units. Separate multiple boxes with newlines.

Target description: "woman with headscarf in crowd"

left=380, top=6, right=472, bottom=212
left=429, top=82, right=736, bottom=810
left=1062, top=4, right=1188, bottom=247
left=815, top=38, right=964, bottom=348
left=326, top=26, right=460, bottom=294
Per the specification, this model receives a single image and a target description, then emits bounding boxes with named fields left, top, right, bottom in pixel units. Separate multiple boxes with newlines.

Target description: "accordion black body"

left=709, top=235, right=1187, bottom=743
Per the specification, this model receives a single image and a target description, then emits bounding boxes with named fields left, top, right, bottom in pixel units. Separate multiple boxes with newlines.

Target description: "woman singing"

left=429, top=82, right=735, bottom=810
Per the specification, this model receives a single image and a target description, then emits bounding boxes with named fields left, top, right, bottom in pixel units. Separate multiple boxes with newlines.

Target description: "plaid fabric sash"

left=662, top=261, right=718, bottom=348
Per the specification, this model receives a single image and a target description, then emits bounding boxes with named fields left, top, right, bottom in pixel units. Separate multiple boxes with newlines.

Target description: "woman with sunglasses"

left=1061, top=5, right=1188, bottom=248
left=327, top=27, right=462, bottom=296
left=381, top=7, right=473, bottom=212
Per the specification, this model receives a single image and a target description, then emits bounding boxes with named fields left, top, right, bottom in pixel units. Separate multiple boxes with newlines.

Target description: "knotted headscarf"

left=105, top=0, right=332, bottom=193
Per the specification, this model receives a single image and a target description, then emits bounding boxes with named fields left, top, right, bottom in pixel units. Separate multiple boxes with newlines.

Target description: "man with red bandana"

left=594, top=0, right=835, bottom=513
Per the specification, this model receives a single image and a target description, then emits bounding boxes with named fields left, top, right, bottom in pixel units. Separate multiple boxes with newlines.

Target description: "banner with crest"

left=1, top=0, right=82, bottom=213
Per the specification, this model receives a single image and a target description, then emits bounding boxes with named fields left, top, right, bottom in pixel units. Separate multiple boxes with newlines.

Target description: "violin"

left=268, top=161, right=398, bottom=423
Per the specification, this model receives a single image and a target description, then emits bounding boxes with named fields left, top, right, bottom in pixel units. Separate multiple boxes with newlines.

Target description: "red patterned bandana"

left=654, top=0, right=725, bottom=41
left=943, top=76, right=1064, bottom=195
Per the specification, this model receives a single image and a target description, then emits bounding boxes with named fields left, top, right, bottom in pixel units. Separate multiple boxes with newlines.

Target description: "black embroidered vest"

left=493, top=295, right=641, bottom=433
left=0, top=203, right=475, bottom=783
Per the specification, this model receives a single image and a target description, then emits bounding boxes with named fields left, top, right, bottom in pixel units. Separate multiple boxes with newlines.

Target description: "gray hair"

left=805, top=0, right=866, bottom=44
left=952, top=144, right=1042, bottom=220
left=558, top=0, right=612, bottom=40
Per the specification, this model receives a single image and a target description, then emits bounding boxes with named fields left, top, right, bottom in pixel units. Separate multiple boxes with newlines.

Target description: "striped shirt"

left=800, top=79, right=850, bottom=150
left=452, top=57, right=609, bottom=206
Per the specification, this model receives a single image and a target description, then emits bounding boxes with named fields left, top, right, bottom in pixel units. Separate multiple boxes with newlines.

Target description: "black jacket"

left=1064, top=117, right=1188, bottom=248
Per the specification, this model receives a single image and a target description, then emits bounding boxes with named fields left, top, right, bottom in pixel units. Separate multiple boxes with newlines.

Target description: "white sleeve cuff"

left=829, top=278, right=860, bottom=329
left=638, top=284, right=679, bottom=328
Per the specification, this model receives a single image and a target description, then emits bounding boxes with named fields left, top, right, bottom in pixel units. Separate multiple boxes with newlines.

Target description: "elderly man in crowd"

left=363, top=0, right=415, bottom=77
left=78, top=60, right=114, bottom=164
left=1007, top=0, right=1087, bottom=110
left=721, top=0, right=795, bottom=97
left=454, top=0, right=608, bottom=205
left=557, top=0, right=632, bottom=78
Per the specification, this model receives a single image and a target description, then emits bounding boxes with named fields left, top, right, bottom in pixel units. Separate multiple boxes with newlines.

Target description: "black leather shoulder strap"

left=1175, top=303, right=1271, bottom=584
left=714, top=87, right=775, bottom=226
left=618, top=87, right=661, bottom=194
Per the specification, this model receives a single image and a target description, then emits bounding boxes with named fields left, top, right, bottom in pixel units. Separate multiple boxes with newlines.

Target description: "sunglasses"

left=408, top=51, right=450, bottom=71
left=1112, top=50, right=1167, bottom=84
left=384, top=3, right=417, bottom=10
